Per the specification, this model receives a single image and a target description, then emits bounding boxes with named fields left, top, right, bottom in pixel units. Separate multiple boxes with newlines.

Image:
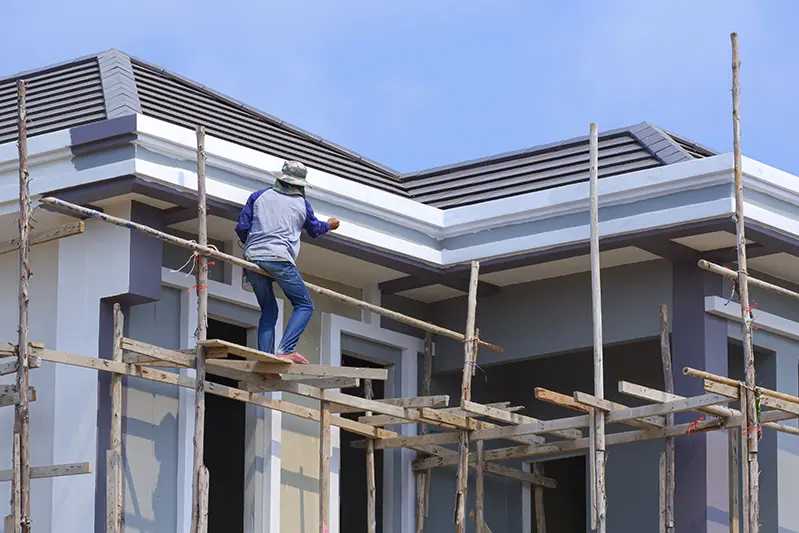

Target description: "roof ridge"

left=97, top=50, right=142, bottom=118
left=628, top=122, right=694, bottom=165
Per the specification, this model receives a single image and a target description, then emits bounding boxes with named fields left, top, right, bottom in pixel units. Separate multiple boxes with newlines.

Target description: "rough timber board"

left=206, top=358, right=388, bottom=380
left=0, top=221, right=84, bottom=256
left=0, top=462, right=92, bottom=482
left=198, top=339, right=296, bottom=363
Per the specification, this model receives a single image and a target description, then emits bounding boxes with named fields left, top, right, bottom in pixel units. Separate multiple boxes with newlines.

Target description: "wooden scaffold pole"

left=14, top=79, right=32, bottom=533
left=730, top=32, right=759, bottom=533
left=659, top=305, right=675, bottom=533
left=416, top=331, right=433, bottom=533
left=106, top=304, right=124, bottom=533
left=454, top=261, right=480, bottom=533
left=190, top=126, right=210, bottom=533
left=365, top=379, right=377, bottom=533
left=588, top=122, right=607, bottom=533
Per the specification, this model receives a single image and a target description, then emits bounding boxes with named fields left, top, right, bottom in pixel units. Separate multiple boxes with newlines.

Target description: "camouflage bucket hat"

left=270, top=160, right=310, bottom=187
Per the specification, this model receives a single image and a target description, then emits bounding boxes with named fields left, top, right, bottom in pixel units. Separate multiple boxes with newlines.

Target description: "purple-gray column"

left=672, top=262, right=729, bottom=532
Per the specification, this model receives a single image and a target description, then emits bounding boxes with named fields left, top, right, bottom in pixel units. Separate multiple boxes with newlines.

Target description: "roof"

left=0, top=49, right=717, bottom=208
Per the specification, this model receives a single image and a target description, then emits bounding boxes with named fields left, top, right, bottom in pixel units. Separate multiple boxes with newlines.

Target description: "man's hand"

left=327, top=218, right=341, bottom=231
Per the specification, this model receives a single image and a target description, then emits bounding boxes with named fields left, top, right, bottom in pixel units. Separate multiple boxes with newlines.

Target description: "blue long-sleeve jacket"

left=235, top=187, right=330, bottom=263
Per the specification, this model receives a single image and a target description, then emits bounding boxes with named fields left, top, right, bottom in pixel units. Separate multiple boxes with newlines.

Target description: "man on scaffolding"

left=235, top=160, right=340, bottom=363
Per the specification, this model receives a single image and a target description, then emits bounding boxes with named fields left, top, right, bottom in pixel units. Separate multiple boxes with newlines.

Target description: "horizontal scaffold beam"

left=37, top=197, right=503, bottom=354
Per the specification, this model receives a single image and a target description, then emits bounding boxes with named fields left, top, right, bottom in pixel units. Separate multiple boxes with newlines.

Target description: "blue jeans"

left=245, top=260, right=314, bottom=355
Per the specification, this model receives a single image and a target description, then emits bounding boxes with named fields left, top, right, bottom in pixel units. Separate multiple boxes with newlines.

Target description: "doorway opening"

left=205, top=318, right=247, bottom=533
left=530, top=455, right=586, bottom=532
left=339, top=353, right=387, bottom=533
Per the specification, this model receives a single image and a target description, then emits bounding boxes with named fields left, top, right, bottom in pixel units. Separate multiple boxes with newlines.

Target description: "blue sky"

left=2, top=1, right=798, bottom=175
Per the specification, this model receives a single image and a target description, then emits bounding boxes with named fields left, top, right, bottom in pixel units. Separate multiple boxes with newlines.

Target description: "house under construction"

left=1, top=36, right=799, bottom=533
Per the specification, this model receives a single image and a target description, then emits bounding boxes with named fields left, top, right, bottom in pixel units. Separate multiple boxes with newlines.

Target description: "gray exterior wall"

left=430, top=259, right=673, bottom=373
left=122, top=287, right=183, bottom=533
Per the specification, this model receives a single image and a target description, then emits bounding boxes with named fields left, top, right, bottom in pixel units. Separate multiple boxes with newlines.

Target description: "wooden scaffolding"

left=2, top=32, right=793, bottom=533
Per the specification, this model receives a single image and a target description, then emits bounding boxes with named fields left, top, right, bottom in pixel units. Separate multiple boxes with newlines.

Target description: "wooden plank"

left=122, top=338, right=194, bottom=367
left=199, top=338, right=310, bottom=364
left=0, top=462, right=92, bottom=483
left=533, top=463, right=547, bottom=533
left=582, top=391, right=728, bottom=425
left=484, top=463, right=556, bottom=489
left=4, top=514, right=15, bottom=533
left=320, top=401, right=331, bottom=533
left=462, top=400, right=583, bottom=439
left=0, top=390, right=36, bottom=409
left=283, top=377, right=359, bottom=389
left=659, top=304, right=675, bottom=533
left=0, top=360, right=19, bottom=377
left=359, top=402, right=520, bottom=426
left=572, top=392, right=665, bottom=428
left=206, top=358, right=387, bottom=380
left=619, top=381, right=738, bottom=418
left=109, top=305, right=123, bottom=533
left=15, top=79, right=32, bottom=533
left=535, top=387, right=589, bottom=413
left=0, top=221, right=84, bottom=256
left=330, top=395, right=448, bottom=415
left=475, top=440, right=485, bottom=533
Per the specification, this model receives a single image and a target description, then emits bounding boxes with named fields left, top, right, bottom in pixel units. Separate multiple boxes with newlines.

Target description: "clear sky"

left=2, top=1, right=797, bottom=175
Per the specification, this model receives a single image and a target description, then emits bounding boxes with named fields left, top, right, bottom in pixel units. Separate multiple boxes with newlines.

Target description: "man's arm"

left=303, top=199, right=339, bottom=238
left=235, top=189, right=266, bottom=243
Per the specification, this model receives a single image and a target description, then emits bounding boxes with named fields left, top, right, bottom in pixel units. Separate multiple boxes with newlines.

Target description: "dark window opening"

left=340, top=354, right=386, bottom=533
left=530, top=456, right=586, bottom=533
left=205, top=318, right=247, bottom=533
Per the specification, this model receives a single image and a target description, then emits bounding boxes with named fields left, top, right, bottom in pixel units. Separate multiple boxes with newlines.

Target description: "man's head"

left=271, top=160, right=309, bottom=189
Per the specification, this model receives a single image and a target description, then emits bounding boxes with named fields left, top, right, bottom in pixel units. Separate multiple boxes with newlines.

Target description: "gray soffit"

left=2, top=49, right=718, bottom=209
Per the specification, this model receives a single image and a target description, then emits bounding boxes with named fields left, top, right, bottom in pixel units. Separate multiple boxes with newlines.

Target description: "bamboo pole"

left=320, top=401, right=331, bottom=533
left=697, top=260, right=799, bottom=302
left=588, top=122, right=606, bottom=533
left=475, top=441, right=485, bottom=533
left=730, top=32, right=759, bottom=533
left=364, top=379, right=377, bottom=533
left=730, top=429, right=741, bottom=533
left=191, top=126, right=209, bottom=533
left=532, top=463, right=546, bottom=533
left=455, top=261, right=480, bottom=533
left=659, top=305, right=675, bottom=533
left=14, top=79, right=31, bottom=533
left=108, top=304, right=124, bottom=533
left=37, top=197, right=502, bottom=354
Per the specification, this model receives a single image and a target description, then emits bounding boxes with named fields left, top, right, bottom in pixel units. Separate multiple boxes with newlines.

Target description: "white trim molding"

left=705, top=295, right=799, bottom=342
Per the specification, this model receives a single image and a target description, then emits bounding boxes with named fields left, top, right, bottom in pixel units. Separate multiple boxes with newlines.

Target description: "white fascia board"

left=442, top=153, right=736, bottom=236
left=134, top=115, right=445, bottom=234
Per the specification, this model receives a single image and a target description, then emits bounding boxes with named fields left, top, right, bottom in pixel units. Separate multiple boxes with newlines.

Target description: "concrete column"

left=672, top=262, right=729, bottom=532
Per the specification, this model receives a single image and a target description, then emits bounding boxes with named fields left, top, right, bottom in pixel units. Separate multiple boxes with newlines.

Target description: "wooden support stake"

left=106, top=450, right=121, bottom=533
left=659, top=305, right=675, bottom=532
left=320, top=401, right=331, bottom=533
left=730, top=429, right=741, bottom=533
left=415, top=473, right=425, bottom=533
left=730, top=32, right=759, bottom=533
left=589, top=122, right=606, bottom=533
left=197, top=466, right=209, bottom=533
left=455, top=261, right=480, bottom=533
left=475, top=440, right=485, bottom=533
left=421, top=331, right=433, bottom=520
left=9, top=434, right=20, bottom=533
left=191, top=126, right=209, bottom=533
left=14, top=79, right=31, bottom=533
left=108, top=304, right=123, bottom=533
left=740, top=384, right=750, bottom=533
left=659, top=452, right=666, bottom=533
left=365, top=379, right=377, bottom=533
left=533, top=463, right=546, bottom=533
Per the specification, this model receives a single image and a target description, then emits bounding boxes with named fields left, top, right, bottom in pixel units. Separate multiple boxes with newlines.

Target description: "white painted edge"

left=705, top=295, right=799, bottom=343
left=322, top=312, right=423, bottom=533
